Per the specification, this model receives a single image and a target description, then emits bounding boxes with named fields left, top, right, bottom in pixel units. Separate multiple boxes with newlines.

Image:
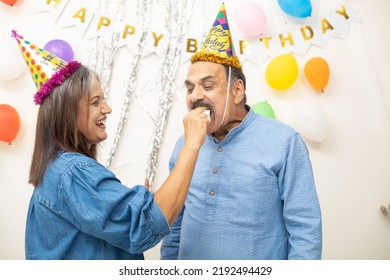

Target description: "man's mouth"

left=191, top=101, right=216, bottom=124
left=192, top=101, right=214, bottom=114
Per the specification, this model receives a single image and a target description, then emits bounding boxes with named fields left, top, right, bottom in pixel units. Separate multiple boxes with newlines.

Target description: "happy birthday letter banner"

left=35, top=0, right=361, bottom=65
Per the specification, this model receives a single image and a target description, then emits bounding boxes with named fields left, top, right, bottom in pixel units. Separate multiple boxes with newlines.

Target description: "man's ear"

left=233, top=79, right=245, bottom=104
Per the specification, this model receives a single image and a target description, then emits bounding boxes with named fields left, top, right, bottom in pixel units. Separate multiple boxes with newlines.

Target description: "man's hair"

left=29, top=65, right=99, bottom=187
left=224, top=65, right=247, bottom=105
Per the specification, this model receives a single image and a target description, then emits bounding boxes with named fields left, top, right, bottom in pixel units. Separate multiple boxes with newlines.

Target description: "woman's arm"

left=153, top=107, right=208, bottom=225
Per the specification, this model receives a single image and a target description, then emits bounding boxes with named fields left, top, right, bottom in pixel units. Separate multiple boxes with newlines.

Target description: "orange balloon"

left=304, top=57, right=330, bottom=92
left=0, top=104, right=21, bottom=144
left=0, top=0, right=17, bottom=6
left=1, top=0, right=17, bottom=7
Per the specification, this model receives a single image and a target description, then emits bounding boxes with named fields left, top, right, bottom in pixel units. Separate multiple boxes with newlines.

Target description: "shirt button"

left=217, top=146, right=223, bottom=152
left=212, top=168, right=218, bottom=174
left=209, top=191, right=215, bottom=196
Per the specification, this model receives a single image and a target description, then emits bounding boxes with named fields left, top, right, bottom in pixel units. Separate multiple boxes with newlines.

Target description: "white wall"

left=1, top=0, right=389, bottom=260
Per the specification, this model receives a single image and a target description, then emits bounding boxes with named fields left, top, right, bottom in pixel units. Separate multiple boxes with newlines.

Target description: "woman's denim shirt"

left=25, top=152, right=170, bottom=259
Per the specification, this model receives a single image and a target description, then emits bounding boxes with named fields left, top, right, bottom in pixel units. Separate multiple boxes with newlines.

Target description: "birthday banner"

left=34, top=0, right=361, bottom=66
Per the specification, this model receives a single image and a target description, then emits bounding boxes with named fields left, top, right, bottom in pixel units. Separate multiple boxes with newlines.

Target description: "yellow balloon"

left=265, top=54, right=298, bottom=90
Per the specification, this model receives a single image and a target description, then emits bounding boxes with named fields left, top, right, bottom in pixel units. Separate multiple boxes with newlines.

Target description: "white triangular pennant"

left=144, top=30, right=169, bottom=58
left=34, top=0, right=69, bottom=24
left=59, top=1, right=96, bottom=37
left=290, top=26, right=312, bottom=55
left=321, top=14, right=345, bottom=40
left=237, top=38, right=268, bottom=67
left=333, top=2, right=362, bottom=35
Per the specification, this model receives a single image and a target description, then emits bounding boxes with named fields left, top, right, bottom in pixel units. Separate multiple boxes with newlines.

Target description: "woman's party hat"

left=191, top=3, right=242, bottom=71
left=11, top=30, right=81, bottom=105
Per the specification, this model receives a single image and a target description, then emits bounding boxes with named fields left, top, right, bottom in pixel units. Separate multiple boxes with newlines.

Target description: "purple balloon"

left=43, top=39, right=74, bottom=62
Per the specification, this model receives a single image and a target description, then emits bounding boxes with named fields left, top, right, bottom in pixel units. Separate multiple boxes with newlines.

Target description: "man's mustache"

left=191, top=101, right=215, bottom=114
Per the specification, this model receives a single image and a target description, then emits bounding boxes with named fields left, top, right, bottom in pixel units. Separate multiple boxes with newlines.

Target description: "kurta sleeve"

left=278, top=133, right=322, bottom=259
left=58, top=160, right=170, bottom=255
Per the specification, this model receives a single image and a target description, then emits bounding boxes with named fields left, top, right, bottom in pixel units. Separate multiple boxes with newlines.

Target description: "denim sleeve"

left=160, top=206, right=184, bottom=260
left=59, top=161, right=170, bottom=255
left=160, top=142, right=183, bottom=260
left=278, top=133, right=322, bottom=260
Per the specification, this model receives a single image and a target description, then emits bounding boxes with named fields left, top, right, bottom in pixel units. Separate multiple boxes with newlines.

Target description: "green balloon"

left=252, top=101, right=276, bottom=119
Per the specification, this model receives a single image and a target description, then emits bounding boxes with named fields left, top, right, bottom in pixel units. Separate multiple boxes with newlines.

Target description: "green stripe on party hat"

left=11, top=30, right=81, bottom=105
left=191, top=3, right=242, bottom=71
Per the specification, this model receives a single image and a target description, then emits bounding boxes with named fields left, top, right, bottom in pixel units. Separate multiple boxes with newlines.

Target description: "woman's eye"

left=91, top=100, right=100, bottom=106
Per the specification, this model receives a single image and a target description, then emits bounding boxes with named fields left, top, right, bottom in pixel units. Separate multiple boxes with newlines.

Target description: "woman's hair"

left=29, top=65, right=99, bottom=187
left=223, top=65, right=247, bottom=105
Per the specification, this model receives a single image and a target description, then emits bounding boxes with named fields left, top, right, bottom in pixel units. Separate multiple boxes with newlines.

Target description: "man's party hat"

left=191, top=3, right=242, bottom=71
left=11, top=30, right=81, bottom=105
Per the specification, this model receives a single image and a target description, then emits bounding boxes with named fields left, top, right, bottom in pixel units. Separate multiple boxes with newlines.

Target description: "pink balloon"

left=234, top=1, right=266, bottom=37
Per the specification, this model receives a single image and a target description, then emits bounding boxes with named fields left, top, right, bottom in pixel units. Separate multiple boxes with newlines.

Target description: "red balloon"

left=0, top=104, right=21, bottom=144
left=0, top=0, right=18, bottom=6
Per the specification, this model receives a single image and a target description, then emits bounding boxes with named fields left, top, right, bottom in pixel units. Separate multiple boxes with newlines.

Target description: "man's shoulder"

left=252, top=113, right=298, bottom=137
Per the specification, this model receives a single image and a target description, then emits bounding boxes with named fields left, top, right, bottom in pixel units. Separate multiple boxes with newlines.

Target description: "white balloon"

left=292, top=103, right=329, bottom=143
left=0, top=37, right=26, bottom=81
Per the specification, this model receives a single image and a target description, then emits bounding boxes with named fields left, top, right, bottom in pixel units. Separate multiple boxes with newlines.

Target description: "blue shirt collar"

left=210, top=105, right=255, bottom=144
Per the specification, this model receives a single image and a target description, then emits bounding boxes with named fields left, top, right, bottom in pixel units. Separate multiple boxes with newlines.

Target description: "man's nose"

left=190, top=87, right=205, bottom=103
